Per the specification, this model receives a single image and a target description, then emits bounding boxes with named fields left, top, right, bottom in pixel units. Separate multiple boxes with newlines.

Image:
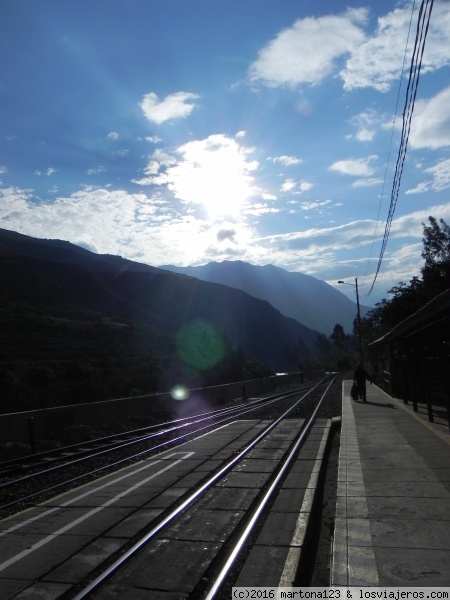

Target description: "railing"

left=0, top=371, right=324, bottom=445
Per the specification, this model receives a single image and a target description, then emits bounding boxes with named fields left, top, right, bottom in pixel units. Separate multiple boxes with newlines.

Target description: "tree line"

left=317, top=216, right=450, bottom=374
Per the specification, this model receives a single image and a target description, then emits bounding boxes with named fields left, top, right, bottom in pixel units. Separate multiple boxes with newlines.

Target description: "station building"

left=370, top=289, right=450, bottom=431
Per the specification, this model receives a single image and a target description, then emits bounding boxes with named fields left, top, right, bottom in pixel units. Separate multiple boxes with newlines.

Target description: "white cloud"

left=248, top=8, right=367, bottom=87
left=111, top=148, right=129, bottom=158
left=134, top=134, right=259, bottom=220
left=330, top=156, right=378, bottom=177
left=145, top=136, right=163, bottom=144
left=281, top=178, right=296, bottom=192
left=425, top=158, right=450, bottom=191
left=389, top=204, right=450, bottom=240
left=140, top=91, right=199, bottom=124
left=356, top=129, right=374, bottom=142
left=3, top=178, right=449, bottom=306
left=250, top=202, right=450, bottom=295
left=271, top=155, right=302, bottom=166
left=107, top=132, right=119, bottom=141
left=299, top=200, right=332, bottom=211
left=350, top=108, right=383, bottom=142
left=352, top=177, right=383, bottom=188
left=405, top=181, right=431, bottom=195
left=0, top=166, right=7, bottom=174
left=298, top=180, right=314, bottom=193
left=250, top=4, right=450, bottom=94
left=280, top=178, right=313, bottom=194
left=0, top=184, right=215, bottom=266
left=257, top=222, right=379, bottom=278
left=406, top=157, right=450, bottom=194
left=35, top=167, right=56, bottom=176
left=262, top=192, right=277, bottom=201
left=87, top=166, right=106, bottom=175
left=244, top=203, right=280, bottom=217
left=409, top=86, right=450, bottom=150
left=341, top=2, right=450, bottom=92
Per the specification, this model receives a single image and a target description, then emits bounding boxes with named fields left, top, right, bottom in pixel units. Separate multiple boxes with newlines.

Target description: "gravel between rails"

left=1, top=374, right=345, bottom=594
left=1, top=374, right=345, bottom=560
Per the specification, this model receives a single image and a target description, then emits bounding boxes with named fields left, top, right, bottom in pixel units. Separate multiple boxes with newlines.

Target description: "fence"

left=0, top=372, right=320, bottom=445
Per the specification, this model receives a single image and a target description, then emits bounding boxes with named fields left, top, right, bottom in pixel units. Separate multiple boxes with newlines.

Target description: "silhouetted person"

left=354, top=363, right=372, bottom=401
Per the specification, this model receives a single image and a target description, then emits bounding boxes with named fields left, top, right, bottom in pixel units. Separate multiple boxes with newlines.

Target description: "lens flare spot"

left=177, top=319, right=226, bottom=371
left=171, top=385, right=190, bottom=401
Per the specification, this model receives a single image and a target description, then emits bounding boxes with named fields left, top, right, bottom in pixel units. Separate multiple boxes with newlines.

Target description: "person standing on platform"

left=354, top=363, right=372, bottom=402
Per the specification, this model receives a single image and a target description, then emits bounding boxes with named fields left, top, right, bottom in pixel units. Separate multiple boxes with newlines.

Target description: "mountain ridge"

left=0, top=228, right=320, bottom=380
left=161, top=260, right=370, bottom=335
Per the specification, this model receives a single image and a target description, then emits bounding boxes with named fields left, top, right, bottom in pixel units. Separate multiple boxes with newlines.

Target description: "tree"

left=328, top=323, right=355, bottom=371
left=361, top=215, right=449, bottom=357
left=422, top=216, right=450, bottom=267
left=421, top=216, right=450, bottom=295
left=316, top=333, right=334, bottom=370
left=329, top=323, right=346, bottom=349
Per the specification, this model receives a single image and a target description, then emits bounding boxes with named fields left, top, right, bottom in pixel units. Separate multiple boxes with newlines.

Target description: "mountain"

left=0, top=229, right=320, bottom=397
left=161, top=261, right=370, bottom=335
left=0, top=227, right=159, bottom=274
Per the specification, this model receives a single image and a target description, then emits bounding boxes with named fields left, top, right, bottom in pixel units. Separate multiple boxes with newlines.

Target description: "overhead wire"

left=363, top=0, right=416, bottom=286
left=366, top=0, right=434, bottom=298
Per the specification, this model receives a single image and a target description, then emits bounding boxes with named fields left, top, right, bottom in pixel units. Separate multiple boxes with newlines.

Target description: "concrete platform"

left=332, top=382, right=450, bottom=587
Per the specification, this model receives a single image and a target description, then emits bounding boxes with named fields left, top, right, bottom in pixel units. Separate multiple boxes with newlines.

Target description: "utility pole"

left=338, top=278, right=364, bottom=364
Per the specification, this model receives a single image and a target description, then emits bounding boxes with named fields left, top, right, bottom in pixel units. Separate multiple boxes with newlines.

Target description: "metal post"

left=338, top=278, right=364, bottom=364
left=28, top=416, right=37, bottom=454
left=355, top=278, right=363, bottom=364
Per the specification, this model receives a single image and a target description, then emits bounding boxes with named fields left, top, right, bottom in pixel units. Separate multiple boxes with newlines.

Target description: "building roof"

left=370, top=289, right=450, bottom=346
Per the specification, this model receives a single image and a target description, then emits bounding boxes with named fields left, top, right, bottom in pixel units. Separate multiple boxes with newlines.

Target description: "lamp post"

left=338, top=278, right=363, bottom=363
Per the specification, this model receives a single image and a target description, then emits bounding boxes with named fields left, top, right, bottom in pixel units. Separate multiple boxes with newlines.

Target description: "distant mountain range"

left=161, top=261, right=370, bottom=335
left=0, top=228, right=320, bottom=376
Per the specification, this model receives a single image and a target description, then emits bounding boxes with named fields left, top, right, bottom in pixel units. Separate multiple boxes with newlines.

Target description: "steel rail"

left=0, top=381, right=325, bottom=513
left=0, top=386, right=297, bottom=471
left=204, top=375, right=337, bottom=600
left=0, top=381, right=314, bottom=473
left=70, top=380, right=326, bottom=600
left=0, top=393, right=269, bottom=473
left=0, top=382, right=313, bottom=490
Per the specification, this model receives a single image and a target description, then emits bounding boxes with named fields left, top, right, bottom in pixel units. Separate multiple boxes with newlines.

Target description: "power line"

left=366, top=0, right=434, bottom=297
left=364, top=0, right=416, bottom=286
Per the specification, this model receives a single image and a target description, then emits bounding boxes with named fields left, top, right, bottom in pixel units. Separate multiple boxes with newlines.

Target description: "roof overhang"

left=369, top=290, right=450, bottom=347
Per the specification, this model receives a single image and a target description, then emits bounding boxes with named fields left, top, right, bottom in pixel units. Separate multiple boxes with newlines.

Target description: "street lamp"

left=338, top=278, right=363, bottom=363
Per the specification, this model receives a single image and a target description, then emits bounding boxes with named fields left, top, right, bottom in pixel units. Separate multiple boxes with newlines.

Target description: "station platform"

left=331, top=381, right=450, bottom=587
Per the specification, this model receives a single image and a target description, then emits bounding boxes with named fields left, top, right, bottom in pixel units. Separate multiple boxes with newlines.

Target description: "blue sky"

left=1, top=0, right=450, bottom=306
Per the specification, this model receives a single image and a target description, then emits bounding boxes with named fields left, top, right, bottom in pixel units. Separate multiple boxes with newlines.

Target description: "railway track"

left=0, top=379, right=327, bottom=516
left=0, top=374, right=339, bottom=599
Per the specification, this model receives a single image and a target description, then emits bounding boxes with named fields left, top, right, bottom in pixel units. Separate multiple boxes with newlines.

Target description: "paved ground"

left=332, top=382, right=450, bottom=587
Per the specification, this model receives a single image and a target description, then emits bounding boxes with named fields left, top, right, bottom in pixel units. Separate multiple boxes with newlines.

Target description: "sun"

left=166, top=134, right=258, bottom=221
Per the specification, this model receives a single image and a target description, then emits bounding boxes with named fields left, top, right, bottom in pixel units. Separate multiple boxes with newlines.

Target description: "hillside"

left=161, top=260, right=370, bottom=335
left=0, top=228, right=320, bottom=411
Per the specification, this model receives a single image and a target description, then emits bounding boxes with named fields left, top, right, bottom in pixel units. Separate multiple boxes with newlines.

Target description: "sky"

left=1, top=0, right=450, bottom=307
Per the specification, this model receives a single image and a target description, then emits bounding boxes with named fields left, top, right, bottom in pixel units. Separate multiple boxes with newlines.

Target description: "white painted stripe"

left=0, top=451, right=193, bottom=537
left=0, top=416, right=240, bottom=535
left=279, top=422, right=331, bottom=587
left=0, top=452, right=194, bottom=572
